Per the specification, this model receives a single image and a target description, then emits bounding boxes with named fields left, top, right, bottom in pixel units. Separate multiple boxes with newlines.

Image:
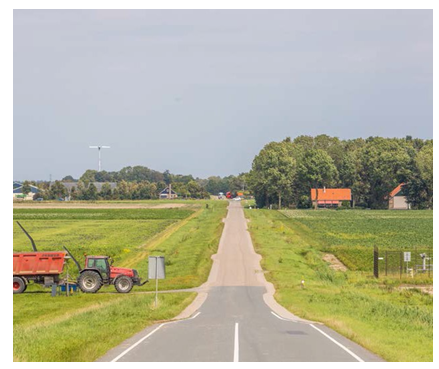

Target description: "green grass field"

left=245, top=208, right=433, bottom=362
left=14, top=292, right=196, bottom=362
left=13, top=200, right=228, bottom=361
left=280, top=209, right=433, bottom=271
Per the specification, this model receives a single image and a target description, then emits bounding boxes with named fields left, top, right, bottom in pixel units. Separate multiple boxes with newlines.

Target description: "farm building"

left=388, top=183, right=411, bottom=210
left=310, top=188, right=351, bottom=208
left=13, top=182, right=40, bottom=200
left=159, top=185, right=178, bottom=199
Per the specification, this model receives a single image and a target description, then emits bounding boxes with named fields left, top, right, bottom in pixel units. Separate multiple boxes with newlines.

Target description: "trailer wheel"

left=114, top=276, right=133, bottom=293
left=13, top=277, right=26, bottom=294
left=78, top=271, right=102, bottom=293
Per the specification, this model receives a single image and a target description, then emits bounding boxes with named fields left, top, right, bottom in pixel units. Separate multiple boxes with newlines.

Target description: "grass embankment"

left=13, top=200, right=228, bottom=361
left=14, top=292, right=196, bottom=362
left=245, top=209, right=433, bottom=362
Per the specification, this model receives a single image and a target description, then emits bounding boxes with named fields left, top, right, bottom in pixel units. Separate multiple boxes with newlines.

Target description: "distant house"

left=159, top=186, right=178, bottom=199
left=388, top=184, right=410, bottom=210
left=13, top=182, right=40, bottom=200
left=310, top=188, right=351, bottom=208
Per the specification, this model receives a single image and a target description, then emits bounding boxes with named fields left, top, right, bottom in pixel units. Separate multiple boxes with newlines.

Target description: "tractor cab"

left=85, top=256, right=111, bottom=280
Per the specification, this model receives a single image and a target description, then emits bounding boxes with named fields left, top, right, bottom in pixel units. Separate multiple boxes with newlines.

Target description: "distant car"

left=36, top=198, right=43, bottom=201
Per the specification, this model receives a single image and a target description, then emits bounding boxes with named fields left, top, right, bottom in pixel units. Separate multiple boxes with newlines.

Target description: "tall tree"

left=297, top=149, right=338, bottom=210
left=248, top=141, right=296, bottom=208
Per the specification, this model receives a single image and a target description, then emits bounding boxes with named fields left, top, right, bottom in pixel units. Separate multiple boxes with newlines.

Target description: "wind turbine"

left=89, top=146, right=110, bottom=172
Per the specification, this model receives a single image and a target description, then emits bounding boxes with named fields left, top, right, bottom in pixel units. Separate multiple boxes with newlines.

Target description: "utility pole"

left=89, top=146, right=110, bottom=172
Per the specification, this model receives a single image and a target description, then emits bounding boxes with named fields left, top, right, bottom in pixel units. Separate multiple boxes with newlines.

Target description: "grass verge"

left=14, top=292, right=195, bottom=362
left=245, top=209, right=433, bottom=362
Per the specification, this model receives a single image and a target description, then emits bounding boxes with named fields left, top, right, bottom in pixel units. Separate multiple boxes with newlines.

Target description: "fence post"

left=400, top=252, right=403, bottom=279
left=373, top=246, right=379, bottom=278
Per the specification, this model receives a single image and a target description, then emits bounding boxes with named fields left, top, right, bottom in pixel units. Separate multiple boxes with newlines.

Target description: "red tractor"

left=64, top=246, right=148, bottom=293
left=13, top=221, right=147, bottom=294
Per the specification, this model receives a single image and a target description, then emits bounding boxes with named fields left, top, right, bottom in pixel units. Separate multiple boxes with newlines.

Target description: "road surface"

left=99, top=201, right=383, bottom=362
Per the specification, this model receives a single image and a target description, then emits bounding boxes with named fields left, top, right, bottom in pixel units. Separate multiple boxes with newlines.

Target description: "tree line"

left=247, top=135, right=432, bottom=209
left=21, top=166, right=247, bottom=200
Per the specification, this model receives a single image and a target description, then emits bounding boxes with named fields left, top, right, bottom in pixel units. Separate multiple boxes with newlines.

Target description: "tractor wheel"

left=114, top=276, right=133, bottom=293
left=13, top=277, right=26, bottom=294
left=78, top=271, right=103, bottom=293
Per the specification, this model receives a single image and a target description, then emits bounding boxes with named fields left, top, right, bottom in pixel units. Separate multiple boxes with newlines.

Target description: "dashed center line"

left=234, top=322, right=239, bottom=362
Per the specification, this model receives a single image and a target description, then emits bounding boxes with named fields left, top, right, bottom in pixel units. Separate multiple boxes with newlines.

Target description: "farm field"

left=244, top=208, right=433, bottom=362
left=281, top=209, right=433, bottom=272
left=13, top=200, right=228, bottom=361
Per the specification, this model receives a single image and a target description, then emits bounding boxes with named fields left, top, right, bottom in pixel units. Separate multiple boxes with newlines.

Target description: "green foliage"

left=21, top=181, right=31, bottom=195
left=249, top=135, right=433, bottom=209
left=247, top=140, right=297, bottom=208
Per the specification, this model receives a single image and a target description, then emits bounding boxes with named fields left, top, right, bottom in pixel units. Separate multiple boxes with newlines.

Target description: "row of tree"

left=247, top=135, right=433, bottom=209
left=31, top=179, right=211, bottom=201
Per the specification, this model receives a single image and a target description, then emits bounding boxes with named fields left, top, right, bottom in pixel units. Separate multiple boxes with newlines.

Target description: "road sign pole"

left=155, top=257, right=158, bottom=308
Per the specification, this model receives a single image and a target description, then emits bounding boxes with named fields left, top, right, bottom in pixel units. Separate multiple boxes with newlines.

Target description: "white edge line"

left=111, top=312, right=201, bottom=362
left=233, top=322, right=239, bottom=362
left=271, top=311, right=296, bottom=322
left=310, top=324, right=364, bottom=362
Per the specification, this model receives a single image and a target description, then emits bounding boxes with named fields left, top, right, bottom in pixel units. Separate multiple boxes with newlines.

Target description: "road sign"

left=404, top=252, right=411, bottom=262
left=148, top=256, right=165, bottom=279
left=148, top=256, right=166, bottom=308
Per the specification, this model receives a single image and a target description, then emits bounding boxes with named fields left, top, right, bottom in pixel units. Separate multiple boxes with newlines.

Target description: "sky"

left=13, top=10, right=432, bottom=181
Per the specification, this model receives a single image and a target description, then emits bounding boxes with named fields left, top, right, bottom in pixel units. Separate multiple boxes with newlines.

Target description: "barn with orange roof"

left=310, top=187, right=351, bottom=208
left=388, top=183, right=410, bottom=210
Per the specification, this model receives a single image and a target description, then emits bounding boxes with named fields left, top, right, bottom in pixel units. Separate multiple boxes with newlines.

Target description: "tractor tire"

left=114, top=275, right=133, bottom=293
left=13, top=277, right=26, bottom=294
left=78, top=271, right=103, bottom=293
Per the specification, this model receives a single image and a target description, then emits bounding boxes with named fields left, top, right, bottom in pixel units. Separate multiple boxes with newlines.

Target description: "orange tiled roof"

left=310, top=188, right=351, bottom=201
left=389, top=183, right=405, bottom=198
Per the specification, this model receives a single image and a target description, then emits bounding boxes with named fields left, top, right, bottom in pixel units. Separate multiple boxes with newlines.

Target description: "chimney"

left=323, top=186, right=326, bottom=193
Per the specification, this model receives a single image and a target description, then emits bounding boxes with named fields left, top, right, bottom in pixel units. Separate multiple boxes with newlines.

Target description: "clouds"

left=14, top=10, right=432, bottom=180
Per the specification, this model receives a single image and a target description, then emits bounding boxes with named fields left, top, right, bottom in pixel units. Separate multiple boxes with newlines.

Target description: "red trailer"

left=13, top=252, right=66, bottom=294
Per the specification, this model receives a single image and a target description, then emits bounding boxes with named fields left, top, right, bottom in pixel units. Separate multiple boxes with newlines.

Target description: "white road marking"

left=271, top=311, right=296, bottom=322
left=111, top=311, right=201, bottom=362
left=310, top=324, right=364, bottom=362
left=233, top=322, right=239, bottom=362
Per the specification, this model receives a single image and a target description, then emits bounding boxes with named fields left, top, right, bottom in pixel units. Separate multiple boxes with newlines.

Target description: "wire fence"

left=373, top=247, right=433, bottom=279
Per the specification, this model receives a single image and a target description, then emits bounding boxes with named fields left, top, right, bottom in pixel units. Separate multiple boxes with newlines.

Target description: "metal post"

left=155, top=257, right=158, bottom=308
left=400, top=252, right=403, bottom=279
left=373, top=246, right=379, bottom=278
left=98, top=147, right=101, bottom=172
left=66, top=269, right=69, bottom=297
left=51, top=284, right=57, bottom=297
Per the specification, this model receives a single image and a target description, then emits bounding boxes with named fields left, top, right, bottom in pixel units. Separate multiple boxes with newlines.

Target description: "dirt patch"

left=323, top=253, right=348, bottom=272
left=397, top=285, right=433, bottom=296
left=13, top=202, right=187, bottom=209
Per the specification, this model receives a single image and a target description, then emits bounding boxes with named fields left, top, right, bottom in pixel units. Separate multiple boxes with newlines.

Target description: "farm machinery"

left=13, top=222, right=148, bottom=294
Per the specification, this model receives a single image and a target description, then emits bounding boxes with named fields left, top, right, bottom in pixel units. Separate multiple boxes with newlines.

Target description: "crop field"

left=13, top=200, right=228, bottom=361
left=280, top=209, right=433, bottom=271
left=245, top=208, right=433, bottom=361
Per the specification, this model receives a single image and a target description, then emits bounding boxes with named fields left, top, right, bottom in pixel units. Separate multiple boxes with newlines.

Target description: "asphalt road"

left=99, top=201, right=383, bottom=362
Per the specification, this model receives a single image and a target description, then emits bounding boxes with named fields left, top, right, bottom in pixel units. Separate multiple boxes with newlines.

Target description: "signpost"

left=404, top=252, right=411, bottom=276
left=148, top=256, right=165, bottom=308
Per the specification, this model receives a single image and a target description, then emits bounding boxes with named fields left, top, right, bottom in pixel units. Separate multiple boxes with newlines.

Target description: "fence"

left=373, top=246, right=433, bottom=279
